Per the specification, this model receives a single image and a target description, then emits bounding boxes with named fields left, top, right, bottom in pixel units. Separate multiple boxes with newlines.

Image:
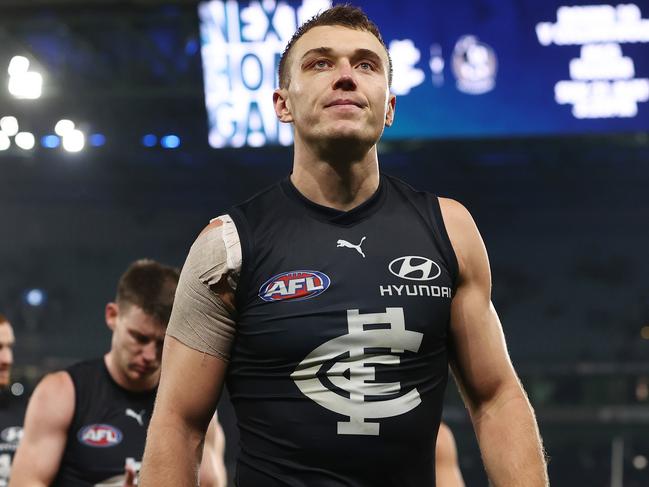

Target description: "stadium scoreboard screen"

left=199, top=0, right=649, bottom=148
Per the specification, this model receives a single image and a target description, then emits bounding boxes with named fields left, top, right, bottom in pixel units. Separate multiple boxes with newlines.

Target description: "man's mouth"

left=131, top=365, right=154, bottom=374
left=325, top=99, right=364, bottom=108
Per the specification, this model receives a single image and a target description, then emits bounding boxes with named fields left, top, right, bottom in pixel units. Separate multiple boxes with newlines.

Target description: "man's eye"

left=132, top=333, right=147, bottom=343
left=314, top=60, right=330, bottom=69
left=358, top=62, right=374, bottom=71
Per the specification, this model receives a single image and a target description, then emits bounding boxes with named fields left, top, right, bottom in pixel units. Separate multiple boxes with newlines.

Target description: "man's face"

left=107, top=303, right=165, bottom=385
left=0, top=322, right=15, bottom=387
left=276, top=25, right=395, bottom=148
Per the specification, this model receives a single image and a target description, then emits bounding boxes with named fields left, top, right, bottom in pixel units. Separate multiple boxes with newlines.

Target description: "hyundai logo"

left=388, top=256, right=441, bottom=281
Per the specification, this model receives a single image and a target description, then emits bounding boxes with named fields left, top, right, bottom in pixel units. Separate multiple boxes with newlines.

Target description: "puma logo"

left=337, top=237, right=366, bottom=258
left=125, top=408, right=146, bottom=427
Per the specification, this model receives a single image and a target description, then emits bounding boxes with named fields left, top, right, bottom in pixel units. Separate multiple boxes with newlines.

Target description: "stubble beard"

left=308, top=121, right=381, bottom=164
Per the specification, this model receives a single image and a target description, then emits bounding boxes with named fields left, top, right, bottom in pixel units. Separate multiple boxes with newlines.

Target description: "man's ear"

left=385, top=93, right=396, bottom=127
left=105, top=302, right=118, bottom=331
left=274, top=88, right=293, bottom=123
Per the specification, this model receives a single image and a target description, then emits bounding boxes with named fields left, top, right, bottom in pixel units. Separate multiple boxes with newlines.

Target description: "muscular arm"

left=440, top=198, right=548, bottom=486
left=140, top=336, right=227, bottom=486
left=435, top=422, right=465, bottom=487
left=141, top=219, right=234, bottom=486
left=9, top=372, right=75, bottom=487
left=198, top=415, right=228, bottom=487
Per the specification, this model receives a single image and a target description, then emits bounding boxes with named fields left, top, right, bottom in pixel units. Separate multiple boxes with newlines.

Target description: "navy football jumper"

left=53, top=358, right=155, bottom=486
left=227, top=175, right=458, bottom=487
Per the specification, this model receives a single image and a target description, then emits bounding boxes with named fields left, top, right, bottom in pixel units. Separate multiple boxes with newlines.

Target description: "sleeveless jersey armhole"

left=63, top=365, right=82, bottom=440
left=228, top=206, right=254, bottom=312
left=429, top=196, right=460, bottom=293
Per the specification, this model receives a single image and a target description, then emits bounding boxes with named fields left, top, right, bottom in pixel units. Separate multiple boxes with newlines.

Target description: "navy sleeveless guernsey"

left=227, top=174, right=458, bottom=487
left=53, top=358, right=156, bottom=486
left=0, top=389, right=27, bottom=486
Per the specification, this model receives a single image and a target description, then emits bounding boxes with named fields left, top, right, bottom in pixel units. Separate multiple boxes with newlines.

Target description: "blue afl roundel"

left=78, top=424, right=123, bottom=448
left=259, top=270, right=331, bottom=302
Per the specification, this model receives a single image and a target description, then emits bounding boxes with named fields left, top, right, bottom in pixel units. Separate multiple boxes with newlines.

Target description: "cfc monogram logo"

left=291, top=307, right=423, bottom=436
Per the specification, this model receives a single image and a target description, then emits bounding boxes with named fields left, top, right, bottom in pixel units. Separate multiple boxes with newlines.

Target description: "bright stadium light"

left=15, top=132, right=35, bottom=150
left=7, top=56, right=29, bottom=76
left=0, top=132, right=10, bottom=151
left=0, top=116, right=19, bottom=136
left=8, top=56, right=43, bottom=99
left=62, top=129, right=85, bottom=152
left=55, top=119, right=75, bottom=136
left=8, top=72, right=43, bottom=100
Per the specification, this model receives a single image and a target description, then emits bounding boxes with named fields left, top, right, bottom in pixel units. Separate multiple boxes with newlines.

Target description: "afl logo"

left=78, top=424, right=123, bottom=448
left=389, top=256, right=441, bottom=281
left=259, top=270, right=330, bottom=302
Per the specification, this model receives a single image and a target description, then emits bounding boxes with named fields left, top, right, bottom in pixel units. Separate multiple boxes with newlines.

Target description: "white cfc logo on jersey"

left=291, top=307, right=423, bottom=436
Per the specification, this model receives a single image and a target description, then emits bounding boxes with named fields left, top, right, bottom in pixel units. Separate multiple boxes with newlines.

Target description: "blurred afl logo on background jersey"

left=77, top=424, right=123, bottom=448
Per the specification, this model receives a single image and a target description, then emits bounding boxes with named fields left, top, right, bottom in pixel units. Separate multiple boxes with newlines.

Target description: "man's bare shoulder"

left=34, top=370, right=74, bottom=398
left=30, top=371, right=74, bottom=412
left=25, top=370, right=75, bottom=429
left=438, top=197, right=484, bottom=273
left=438, top=197, right=475, bottom=230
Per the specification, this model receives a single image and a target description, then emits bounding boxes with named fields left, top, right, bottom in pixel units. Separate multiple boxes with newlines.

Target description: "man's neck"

left=291, top=142, right=380, bottom=211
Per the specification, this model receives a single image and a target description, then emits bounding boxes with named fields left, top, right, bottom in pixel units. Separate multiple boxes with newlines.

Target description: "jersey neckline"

left=280, top=174, right=387, bottom=226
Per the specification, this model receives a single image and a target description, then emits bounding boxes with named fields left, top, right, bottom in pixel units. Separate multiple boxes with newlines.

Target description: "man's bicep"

left=448, top=282, right=516, bottom=409
left=155, top=336, right=227, bottom=429
left=10, top=372, right=73, bottom=485
left=441, top=198, right=518, bottom=409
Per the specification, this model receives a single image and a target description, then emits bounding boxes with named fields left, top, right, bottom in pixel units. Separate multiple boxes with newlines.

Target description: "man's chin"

left=128, top=367, right=159, bottom=382
left=319, top=130, right=378, bottom=156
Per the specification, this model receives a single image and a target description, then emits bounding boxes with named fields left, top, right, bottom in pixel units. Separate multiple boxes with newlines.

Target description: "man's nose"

left=141, top=341, right=157, bottom=362
left=333, top=60, right=357, bottom=90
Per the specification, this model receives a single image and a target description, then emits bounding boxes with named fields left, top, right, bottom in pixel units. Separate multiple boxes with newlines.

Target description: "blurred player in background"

left=11, top=260, right=226, bottom=486
left=0, top=314, right=25, bottom=486
left=436, top=422, right=465, bottom=487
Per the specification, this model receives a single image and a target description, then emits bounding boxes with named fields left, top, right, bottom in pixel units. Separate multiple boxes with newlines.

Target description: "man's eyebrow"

left=300, top=46, right=334, bottom=62
left=353, top=48, right=383, bottom=64
left=299, top=47, right=384, bottom=65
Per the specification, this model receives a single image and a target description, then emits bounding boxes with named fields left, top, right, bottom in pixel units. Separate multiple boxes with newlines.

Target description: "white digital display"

left=199, top=0, right=331, bottom=148
left=537, top=4, right=649, bottom=119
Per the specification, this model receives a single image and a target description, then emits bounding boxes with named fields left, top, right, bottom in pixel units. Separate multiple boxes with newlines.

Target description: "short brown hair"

left=278, top=4, right=392, bottom=89
left=116, top=259, right=179, bottom=325
left=0, top=313, right=8, bottom=325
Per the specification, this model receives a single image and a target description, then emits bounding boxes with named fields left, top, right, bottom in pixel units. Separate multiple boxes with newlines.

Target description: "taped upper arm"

left=10, top=371, right=74, bottom=485
left=166, top=214, right=240, bottom=360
